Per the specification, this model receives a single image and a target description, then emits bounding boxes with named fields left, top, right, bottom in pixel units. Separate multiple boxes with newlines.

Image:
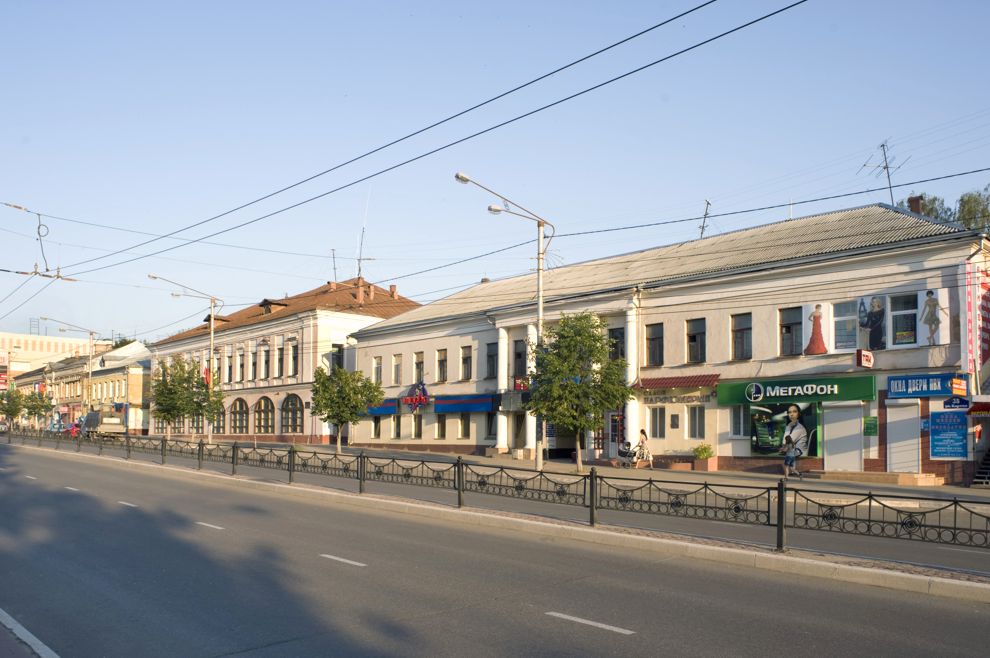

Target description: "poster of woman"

left=859, top=296, right=886, bottom=350
left=749, top=402, right=819, bottom=456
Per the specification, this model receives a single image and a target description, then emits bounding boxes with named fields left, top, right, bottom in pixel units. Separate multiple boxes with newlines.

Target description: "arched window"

left=255, top=397, right=275, bottom=434
left=230, top=398, right=248, bottom=434
left=281, top=394, right=303, bottom=433
left=212, top=409, right=226, bottom=434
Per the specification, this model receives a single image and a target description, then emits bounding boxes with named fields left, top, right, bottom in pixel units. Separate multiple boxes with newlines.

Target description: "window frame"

left=281, top=394, right=303, bottom=433
left=832, top=300, right=859, bottom=351
left=254, top=397, right=275, bottom=434
left=413, top=351, right=424, bottom=382
left=392, top=353, right=403, bottom=386
left=459, top=412, right=471, bottom=439
left=731, top=313, right=753, bottom=361
left=413, top=413, right=423, bottom=439
left=372, top=356, right=382, bottom=385
left=436, top=413, right=447, bottom=439
left=890, top=293, right=919, bottom=346
left=688, top=406, right=706, bottom=439
left=608, top=327, right=626, bottom=361
left=460, top=346, right=472, bottom=381
left=436, top=349, right=448, bottom=383
left=779, top=307, right=803, bottom=356
left=645, top=323, right=663, bottom=367
left=686, top=319, right=706, bottom=364
left=391, top=414, right=401, bottom=439
left=649, top=406, right=666, bottom=439
left=730, top=405, right=751, bottom=437
left=485, top=343, right=498, bottom=379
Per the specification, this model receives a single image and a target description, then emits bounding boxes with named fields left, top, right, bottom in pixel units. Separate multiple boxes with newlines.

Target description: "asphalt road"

left=0, top=446, right=987, bottom=657
left=18, top=438, right=988, bottom=577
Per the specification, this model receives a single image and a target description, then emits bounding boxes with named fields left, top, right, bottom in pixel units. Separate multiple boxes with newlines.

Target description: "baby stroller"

left=617, top=441, right=637, bottom=468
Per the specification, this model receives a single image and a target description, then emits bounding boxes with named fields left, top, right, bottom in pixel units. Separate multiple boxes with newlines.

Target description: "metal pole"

left=231, top=441, right=239, bottom=475
left=288, top=445, right=296, bottom=484
left=589, top=467, right=598, bottom=526
left=776, top=479, right=787, bottom=551
left=358, top=450, right=365, bottom=493
left=207, top=297, right=215, bottom=445
left=197, top=439, right=204, bottom=470
left=86, top=332, right=94, bottom=416
left=535, top=220, right=545, bottom=472
left=161, top=436, right=167, bottom=464
left=456, top=456, right=464, bottom=508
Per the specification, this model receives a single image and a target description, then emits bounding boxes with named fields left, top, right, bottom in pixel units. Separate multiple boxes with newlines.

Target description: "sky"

left=2, top=0, right=989, bottom=343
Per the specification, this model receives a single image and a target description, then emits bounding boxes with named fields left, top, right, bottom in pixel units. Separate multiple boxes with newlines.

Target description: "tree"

left=112, top=337, right=135, bottom=349
left=192, top=367, right=225, bottom=438
left=310, top=366, right=384, bottom=455
left=956, top=184, right=990, bottom=231
left=150, top=356, right=200, bottom=439
left=0, top=389, right=25, bottom=424
left=22, top=391, right=53, bottom=426
left=525, top=313, right=633, bottom=473
left=898, top=192, right=954, bottom=222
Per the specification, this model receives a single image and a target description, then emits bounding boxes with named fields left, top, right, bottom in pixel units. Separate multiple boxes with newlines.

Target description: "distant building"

left=351, top=203, right=989, bottom=485
left=1, top=331, right=109, bottom=392
left=151, top=277, right=418, bottom=443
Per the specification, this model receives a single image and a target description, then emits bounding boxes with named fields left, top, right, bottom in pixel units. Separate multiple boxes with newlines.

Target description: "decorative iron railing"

left=598, top=476, right=771, bottom=525
left=463, top=464, right=586, bottom=506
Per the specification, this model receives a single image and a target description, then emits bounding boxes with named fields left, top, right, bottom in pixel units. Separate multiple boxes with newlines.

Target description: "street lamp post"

left=148, top=274, right=222, bottom=444
left=40, top=317, right=96, bottom=423
left=455, top=172, right=556, bottom=471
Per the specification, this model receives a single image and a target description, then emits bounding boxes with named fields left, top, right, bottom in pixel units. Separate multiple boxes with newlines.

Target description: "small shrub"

left=692, top=443, right=715, bottom=460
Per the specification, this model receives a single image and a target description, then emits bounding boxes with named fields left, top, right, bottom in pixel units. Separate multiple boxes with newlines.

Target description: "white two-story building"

left=351, top=202, right=988, bottom=484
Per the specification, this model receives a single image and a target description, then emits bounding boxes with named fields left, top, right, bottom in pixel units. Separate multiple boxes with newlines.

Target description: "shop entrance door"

left=823, top=402, right=862, bottom=471
left=887, top=400, right=921, bottom=473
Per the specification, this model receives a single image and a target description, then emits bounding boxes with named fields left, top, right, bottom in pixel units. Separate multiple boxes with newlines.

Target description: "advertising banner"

left=718, top=376, right=875, bottom=405
left=749, top=402, right=819, bottom=457
left=930, top=411, right=968, bottom=459
left=886, top=373, right=968, bottom=398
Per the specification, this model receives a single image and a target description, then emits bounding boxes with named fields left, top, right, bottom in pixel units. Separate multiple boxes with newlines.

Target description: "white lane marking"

left=24, top=475, right=37, bottom=480
left=938, top=546, right=990, bottom=556
left=64, top=486, right=80, bottom=492
left=196, top=522, right=225, bottom=530
left=0, top=606, right=61, bottom=658
left=118, top=501, right=138, bottom=507
left=319, top=553, right=367, bottom=567
left=545, top=612, right=635, bottom=635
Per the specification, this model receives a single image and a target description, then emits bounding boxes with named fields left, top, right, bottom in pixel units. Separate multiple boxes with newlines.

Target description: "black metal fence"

left=5, top=429, right=989, bottom=551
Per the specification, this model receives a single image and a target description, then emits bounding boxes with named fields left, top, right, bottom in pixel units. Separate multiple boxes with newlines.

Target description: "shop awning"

left=966, top=402, right=990, bottom=417
left=435, top=394, right=499, bottom=413
left=367, top=399, right=398, bottom=416
left=635, top=375, right=720, bottom=390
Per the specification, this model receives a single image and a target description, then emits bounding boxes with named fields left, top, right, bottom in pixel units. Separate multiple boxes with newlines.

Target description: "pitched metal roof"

left=363, top=204, right=974, bottom=333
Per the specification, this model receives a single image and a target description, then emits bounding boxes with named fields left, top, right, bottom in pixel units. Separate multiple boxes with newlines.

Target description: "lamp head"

left=454, top=172, right=471, bottom=184
left=487, top=205, right=504, bottom=215
left=40, top=316, right=49, bottom=321
left=147, top=274, right=158, bottom=280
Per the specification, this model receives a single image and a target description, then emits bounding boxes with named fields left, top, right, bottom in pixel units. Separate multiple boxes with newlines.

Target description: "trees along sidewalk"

left=525, top=312, right=633, bottom=473
left=311, top=366, right=384, bottom=454
left=151, top=355, right=221, bottom=440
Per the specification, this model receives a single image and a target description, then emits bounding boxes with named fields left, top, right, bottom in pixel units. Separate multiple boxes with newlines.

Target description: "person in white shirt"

left=782, top=404, right=807, bottom=478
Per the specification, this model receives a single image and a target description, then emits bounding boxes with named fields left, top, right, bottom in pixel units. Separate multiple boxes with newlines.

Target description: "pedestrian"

left=783, top=404, right=807, bottom=477
left=779, top=435, right=801, bottom=479
left=635, top=428, right=654, bottom=470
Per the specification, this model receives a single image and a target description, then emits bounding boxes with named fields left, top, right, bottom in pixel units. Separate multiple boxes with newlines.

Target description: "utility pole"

left=699, top=200, right=712, bottom=239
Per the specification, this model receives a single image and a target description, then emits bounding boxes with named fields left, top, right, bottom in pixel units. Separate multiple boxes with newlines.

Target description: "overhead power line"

left=61, top=0, right=811, bottom=278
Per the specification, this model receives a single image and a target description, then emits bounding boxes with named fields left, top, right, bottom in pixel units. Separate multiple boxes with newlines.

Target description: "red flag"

left=203, top=367, right=211, bottom=386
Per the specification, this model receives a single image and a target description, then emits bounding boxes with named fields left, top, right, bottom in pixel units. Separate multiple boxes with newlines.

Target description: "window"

left=276, top=347, right=284, bottom=377
left=230, top=398, right=248, bottom=434
left=226, top=356, right=233, bottom=383
left=460, top=346, right=472, bottom=381
left=249, top=352, right=256, bottom=380
left=331, top=344, right=344, bottom=370
left=238, top=352, right=245, bottom=381
left=281, top=394, right=303, bottom=433
left=255, top=397, right=274, bottom=434
left=730, top=405, right=749, bottom=435
left=608, top=327, right=626, bottom=361
left=436, top=349, right=447, bottom=382
left=459, top=412, right=470, bottom=438
left=190, top=414, right=204, bottom=434
left=833, top=300, right=858, bottom=350
left=154, top=416, right=166, bottom=433
left=688, top=406, right=706, bottom=439
left=436, top=413, right=447, bottom=439
left=413, top=414, right=423, bottom=439
left=891, top=294, right=918, bottom=345
left=732, top=313, right=752, bottom=360
left=261, top=350, right=270, bottom=379
left=414, top=352, right=424, bottom=382
left=289, top=343, right=299, bottom=376
left=646, top=323, right=663, bottom=367
left=486, top=412, right=496, bottom=438
left=373, top=356, right=382, bottom=385
left=486, top=343, right=498, bottom=379
left=686, top=319, right=706, bottom=363
left=212, top=409, right=225, bottom=434
left=392, top=354, right=403, bottom=385
left=513, top=340, right=527, bottom=377
left=391, top=415, right=401, bottom=439
left=779, top=307, right=803, bottom=356
left=649, top=407, right=666, bottom=439
left=372, top=416, right=381, bottom=439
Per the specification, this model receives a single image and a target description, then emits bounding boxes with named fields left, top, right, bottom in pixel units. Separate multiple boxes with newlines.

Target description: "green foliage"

left=21, top=391, right=53, bottom=421
left=310, top=366, right=384, bottom=429
left=112, top=337, right=135, bottom=349
left=0, top=388, right=26, bottom=420
left=898, top=184, right=990, bottom=229
left=692, top=443, right=715, bottom=460
left=193, top=367, right=225, bottom=425
left=525, top=313, right=633, bottom=462
left=150, top=355, right=202, bottom=430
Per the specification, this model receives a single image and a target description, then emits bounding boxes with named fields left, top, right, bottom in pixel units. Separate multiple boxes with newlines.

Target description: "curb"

left=5, top=443, right=990, bottom=605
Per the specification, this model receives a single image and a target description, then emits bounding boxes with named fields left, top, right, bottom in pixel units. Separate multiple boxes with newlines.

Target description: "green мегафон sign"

left=717, top=376, right=876, bottom=405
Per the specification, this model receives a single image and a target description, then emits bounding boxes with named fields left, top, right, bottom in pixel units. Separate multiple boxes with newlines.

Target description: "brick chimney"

left=908, top=195, right=923, bottom=215
left=389, top=284, right=398, bottom=299
left=357, top=285, right=365, bottom=304
left=368, top=285, right=375, bottom=301
left=329, top=281, right=337, bottom=291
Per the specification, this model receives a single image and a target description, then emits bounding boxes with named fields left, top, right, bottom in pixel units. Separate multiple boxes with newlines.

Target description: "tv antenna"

left=699, top=200, right=712, bottom=238
left=858, top=140, right=911, bottom=205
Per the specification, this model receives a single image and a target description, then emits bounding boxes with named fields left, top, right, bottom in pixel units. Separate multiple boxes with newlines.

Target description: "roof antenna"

left=357, top=183, right=371, bottom=278
left=331, top=248, right=338, bottom=282
left=699, top=200, right=712, bottom=238
left=858, top=139, right=910, bottom=205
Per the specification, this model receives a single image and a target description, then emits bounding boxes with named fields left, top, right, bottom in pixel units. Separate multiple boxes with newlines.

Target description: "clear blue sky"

left=2, top=0, right=988, bottom=342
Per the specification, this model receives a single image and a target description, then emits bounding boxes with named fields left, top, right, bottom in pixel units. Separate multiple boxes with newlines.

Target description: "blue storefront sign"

left=929, top=411, right=968, bottom=459
left=887, top=373, right=968, bottom=398
left=943, top=396, right=970, bottom=409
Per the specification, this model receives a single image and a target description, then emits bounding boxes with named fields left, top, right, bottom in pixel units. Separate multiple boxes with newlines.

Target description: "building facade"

left=151, top=278, right=418, bottom=443
left=351, top=204, right=988, bottom=484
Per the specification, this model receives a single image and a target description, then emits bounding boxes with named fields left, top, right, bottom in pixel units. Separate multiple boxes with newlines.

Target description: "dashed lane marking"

left=545, top=612, right=635, bottom=635
left=118, top=501, right=138, bottom=507
left=64, top=486, right=79, bottom=491
left=196, top=522, right=225, bottom=530
left=319, top=554, right=367, bottom=567
left=24, top=475, right=37, bottom=480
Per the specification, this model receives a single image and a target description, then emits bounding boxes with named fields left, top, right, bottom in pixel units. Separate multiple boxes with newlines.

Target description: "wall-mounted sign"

left=401, top=382, right=430, bottom=412
left=856, top=349, right=874, bottom=368
left=943, top=396, right=970, bottom=410
left=930, top=411, right=968, bottom=459
left=643, top=393, right=712, bottom=405
left=863, top=416, right=878, bottom=436
left=717, top=376, right=876, bottom=405
left=887, top=373, right=969, bottom=398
